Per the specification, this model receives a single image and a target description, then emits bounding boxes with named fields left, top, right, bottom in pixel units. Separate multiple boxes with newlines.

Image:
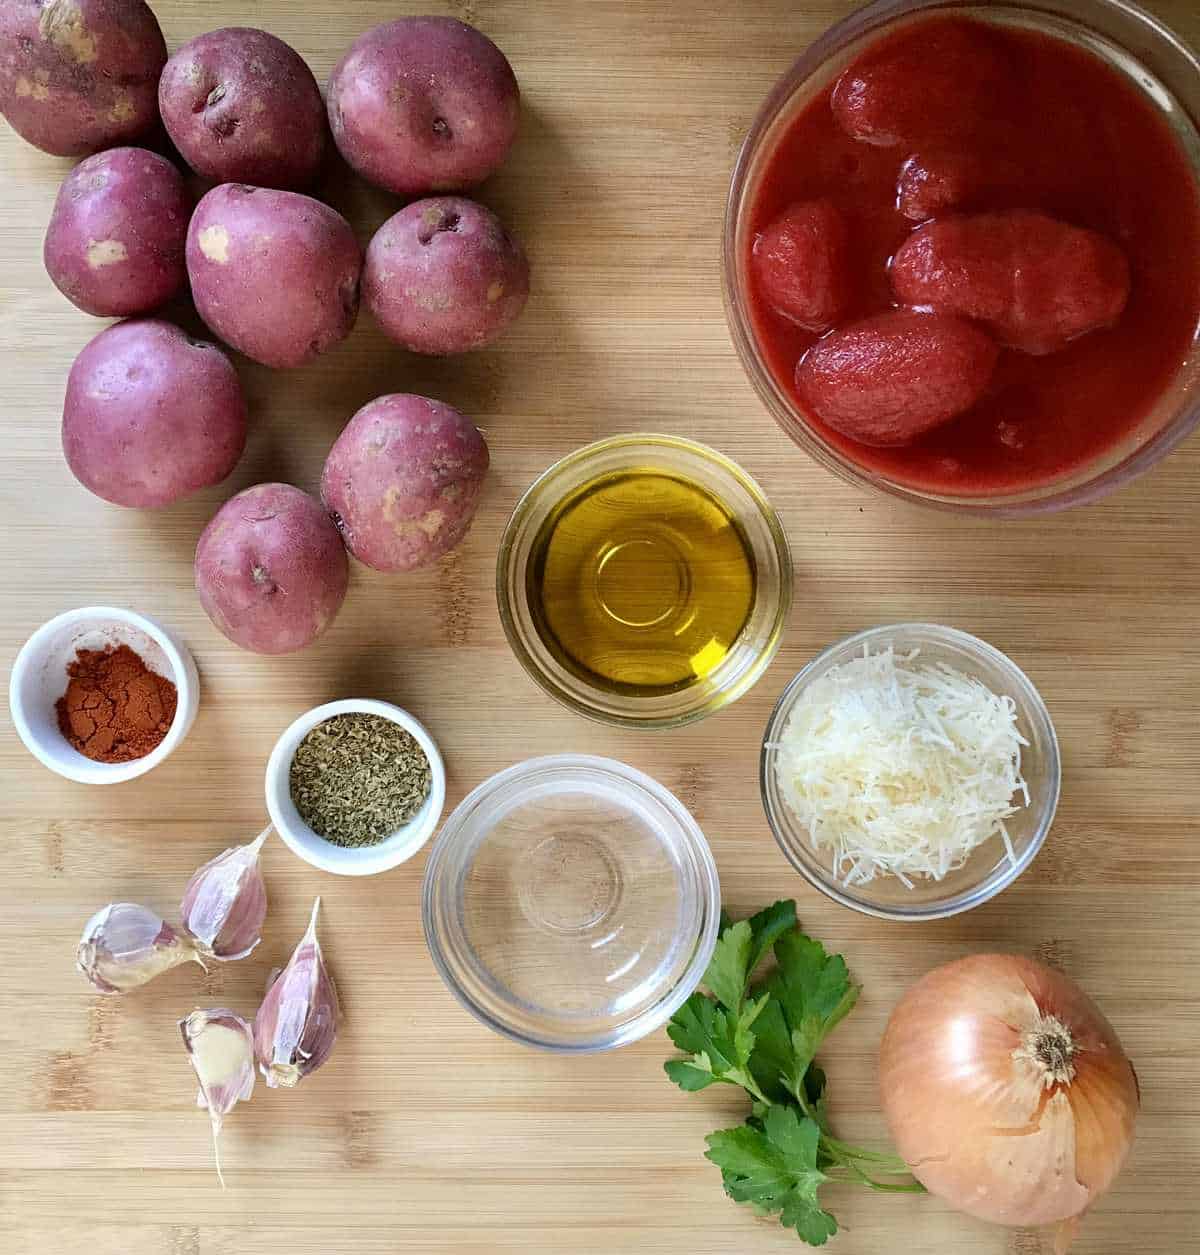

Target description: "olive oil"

left=527, top=469, right=756, bottom=695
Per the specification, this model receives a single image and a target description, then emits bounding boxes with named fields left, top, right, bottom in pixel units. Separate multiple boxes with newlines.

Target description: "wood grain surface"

left=3, top=2, right=1199, bottom=1253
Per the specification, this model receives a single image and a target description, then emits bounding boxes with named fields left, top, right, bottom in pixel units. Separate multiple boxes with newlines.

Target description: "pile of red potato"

left=0, top=1, right=528, bottom=654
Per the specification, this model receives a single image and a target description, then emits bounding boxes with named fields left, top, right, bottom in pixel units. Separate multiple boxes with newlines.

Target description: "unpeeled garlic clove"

left=180, top=827, right=271, bottom=960
left=77, top=902, right=205, bottom=994
left=253, top=897, right=339, bottom=1088
left=180, top=1007, right=256, bottom=1188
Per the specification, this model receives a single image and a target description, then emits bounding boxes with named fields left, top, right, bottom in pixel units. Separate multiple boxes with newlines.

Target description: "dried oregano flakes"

left=289, top=713, right=432, bottom=847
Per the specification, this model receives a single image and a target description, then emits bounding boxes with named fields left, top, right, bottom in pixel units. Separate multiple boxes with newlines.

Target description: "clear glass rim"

left=760, top=623, right=1062, bottom=920
left=495, top=433, right=793, bottom=730
left=421, top=753, right=722, bottom=1052
left=723, top=0, right=1200, bottom=517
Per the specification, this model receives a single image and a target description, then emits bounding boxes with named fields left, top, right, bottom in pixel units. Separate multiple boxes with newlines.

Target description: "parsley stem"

left=822, top=1141, right=924, bottom=1191
left=791, top=1081, right=820, bottom=1123
left=784, top=1073, right=915, bottom=1181
left=735, top=1071, right=773, bottom=1108
left=820, top=1136, right=913, bottom=1170
left=836, top=1159, right=927, bottom=1193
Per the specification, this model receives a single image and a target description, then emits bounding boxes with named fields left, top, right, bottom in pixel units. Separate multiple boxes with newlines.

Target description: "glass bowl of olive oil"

left=497, top=435, right=792, bottom=729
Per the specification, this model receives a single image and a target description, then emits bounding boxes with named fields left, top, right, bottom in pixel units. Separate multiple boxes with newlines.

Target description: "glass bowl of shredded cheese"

left=761, top=623, right=1059, bottom=920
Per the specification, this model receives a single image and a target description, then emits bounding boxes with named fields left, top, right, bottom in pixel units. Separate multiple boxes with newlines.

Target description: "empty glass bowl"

left=422, top=755, right=721, bottom=1051
left=497, top=434, right=792, bottom=729
left=761, top=623, right=1060, bottom=920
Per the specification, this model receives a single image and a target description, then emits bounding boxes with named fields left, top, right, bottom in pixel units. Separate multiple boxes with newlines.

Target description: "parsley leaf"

left=767, top=931, right=859, bottom=1087
left=667, top=992, right=742, bottom=1071
left=665, top=991, right=769, bottom=1098
left=745, top=899, right=798, bottom=974
left=746, top=994, right=795, bottom=1103
left=703, top=900, right=795, bottom=1012
left=704, top=920, right=753, bottom=1012
left=663, top=1059, right=720, bottom=1092
left=706, top=1106, right=838, bottom=1246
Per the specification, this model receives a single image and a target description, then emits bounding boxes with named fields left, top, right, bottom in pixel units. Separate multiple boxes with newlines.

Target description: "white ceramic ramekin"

left=265, top=698, right=446, bottom=877
left=9, top=606, right=200, bottom=784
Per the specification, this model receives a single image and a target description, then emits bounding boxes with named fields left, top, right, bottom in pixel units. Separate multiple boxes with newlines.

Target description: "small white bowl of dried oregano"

left=265, top=698, right=446, bottom=876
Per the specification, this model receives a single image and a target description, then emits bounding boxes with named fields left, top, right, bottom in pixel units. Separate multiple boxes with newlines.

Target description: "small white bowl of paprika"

left=9, top=606, right=200, bottom=785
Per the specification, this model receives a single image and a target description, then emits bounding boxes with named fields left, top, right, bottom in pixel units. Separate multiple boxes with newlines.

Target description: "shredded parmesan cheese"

left=772, top=647, right=1029, bottom=886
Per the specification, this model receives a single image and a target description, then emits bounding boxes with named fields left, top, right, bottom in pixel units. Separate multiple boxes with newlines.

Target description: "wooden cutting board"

left=2, top=3, right=1198, bottom=1253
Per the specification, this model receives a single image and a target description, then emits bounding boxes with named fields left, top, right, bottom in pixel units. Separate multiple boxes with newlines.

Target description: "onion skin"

left=879, top=955, right=1138, bottom=1233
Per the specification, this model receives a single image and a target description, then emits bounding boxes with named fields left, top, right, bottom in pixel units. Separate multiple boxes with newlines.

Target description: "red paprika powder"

left=56, top=644, right=178, bottom=764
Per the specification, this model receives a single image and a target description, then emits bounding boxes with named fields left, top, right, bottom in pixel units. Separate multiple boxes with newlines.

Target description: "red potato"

left=0, top=0, right=165, bottom=156
left=195, top=483, right=348, bottom=655
left=891, top=209, right=1132, bottom=354
left=321, top=394, right=489, bottom=572
left=751, top=200, right=853, bottom=331
left=44, top=147, right=189, bottom=317
left=327, top=17, right=519, bottom=198
left=63, top=319, right=247, bottom=508
left=832, top=20, right=1012, bottom=150
left=364, top=197, right=529, bottom=354
left=795, top=311, right=999, bottom=446
left=159, top=28, right=327, bottom=191
left=186, top=184, right=361, bottom=369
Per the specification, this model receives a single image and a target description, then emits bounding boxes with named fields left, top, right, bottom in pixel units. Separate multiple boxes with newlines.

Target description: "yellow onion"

left=879, top=954, right=1138, bottom=1251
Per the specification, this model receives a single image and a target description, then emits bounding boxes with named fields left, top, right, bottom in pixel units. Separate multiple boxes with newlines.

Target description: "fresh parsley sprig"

left=665, top=901, right=923, bottom=1245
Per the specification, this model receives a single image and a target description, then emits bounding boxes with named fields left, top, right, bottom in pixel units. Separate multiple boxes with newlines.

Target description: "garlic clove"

left=77, top=903, right=205, bottom=994
left=180, top=1008, right=256, bottom=1188
left=180, top=827, right=271, bottom=960
left=253, top=897, right=339, bottom=1088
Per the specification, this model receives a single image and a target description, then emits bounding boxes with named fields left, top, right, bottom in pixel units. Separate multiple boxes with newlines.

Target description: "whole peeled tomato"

left=796, top=310, right=999, bottom=447
left=44, top=148, right=190, bottom=317
left=186, top=184, right=362, bottom=369
left=0, top=0, right=166, bottom=157
left=364, top=197, right=530, bottom=354
left=195, top=483, right=349, bottom=655
left=891, top=209, right=1131, bottom=355
left=896, top=149, right=1028, bottom=223
left=831, top=20, right=1014, bottom=150
left=321, top=394, right=489, bottom=572
left=159, top=28, right=327, bottom=190
left=63, top=319, right=247, bottom=509
left=752, top=199, right=853, bottom=332
left=327, top=17, right=519, bottom=198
